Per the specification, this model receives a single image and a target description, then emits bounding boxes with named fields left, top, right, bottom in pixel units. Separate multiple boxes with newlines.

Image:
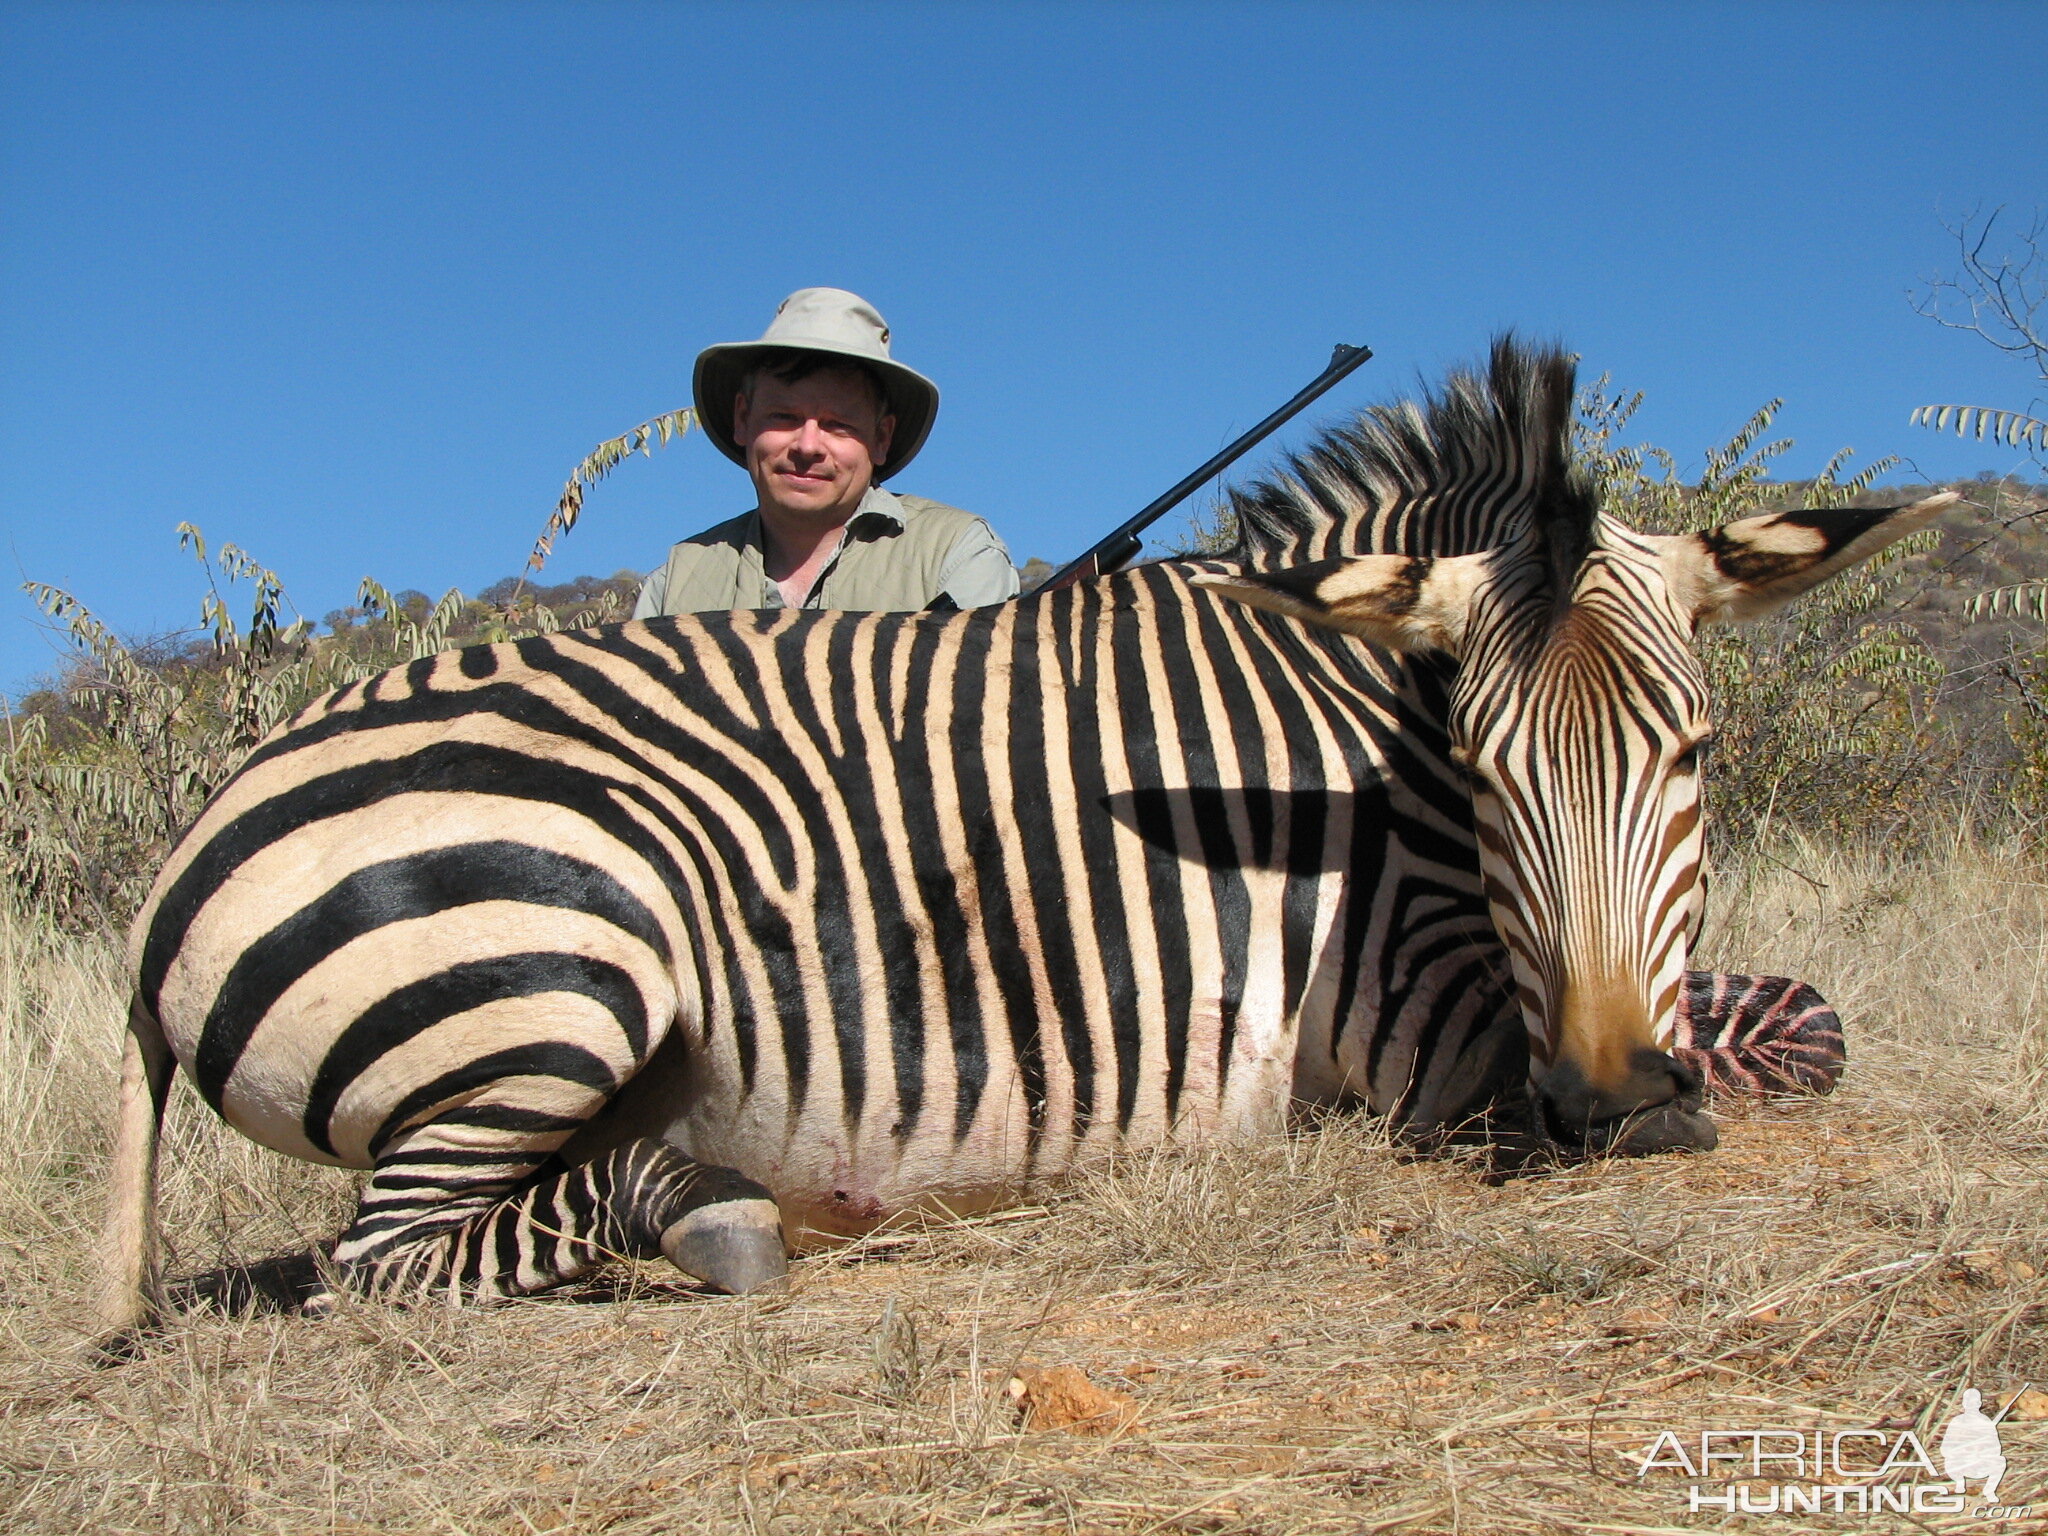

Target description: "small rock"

left=742, top=1452, right=795, bottom=1490
left=1009, top=1365, right=1141, bottom=1437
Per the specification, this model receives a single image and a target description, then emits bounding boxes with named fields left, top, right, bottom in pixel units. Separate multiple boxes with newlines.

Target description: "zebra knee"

left=1673, top=971, right=1846, bottom=1098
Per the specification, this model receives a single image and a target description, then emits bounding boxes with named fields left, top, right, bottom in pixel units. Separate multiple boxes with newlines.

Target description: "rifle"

left=1035, top=342, right=1373, bottom=593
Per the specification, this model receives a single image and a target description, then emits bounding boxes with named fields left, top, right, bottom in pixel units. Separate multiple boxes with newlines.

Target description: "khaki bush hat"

left=693, top=288, right=939, bottom=481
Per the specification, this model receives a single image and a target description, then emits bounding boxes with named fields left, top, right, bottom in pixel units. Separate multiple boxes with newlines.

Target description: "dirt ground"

left=2, top=841, right=2043, bottom=1534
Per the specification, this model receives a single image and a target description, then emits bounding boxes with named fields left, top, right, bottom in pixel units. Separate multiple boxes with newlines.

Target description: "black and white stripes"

left=98, top=340, right=1950, bottom=1327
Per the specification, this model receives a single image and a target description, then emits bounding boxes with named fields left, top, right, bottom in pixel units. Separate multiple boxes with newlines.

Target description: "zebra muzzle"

left=659, top=1198, right=791, bottom=1295
left=1587, top=1100, right=1720, bottom=1156
left=1535, top=1050, right=1718, bottom=1157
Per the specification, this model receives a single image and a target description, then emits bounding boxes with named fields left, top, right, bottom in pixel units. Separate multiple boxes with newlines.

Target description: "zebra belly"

left=574, top=998, right=1301, bottom=1242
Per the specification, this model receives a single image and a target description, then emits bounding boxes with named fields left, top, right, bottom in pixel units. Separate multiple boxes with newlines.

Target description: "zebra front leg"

left=330, top=1131, right=787, bottom=1306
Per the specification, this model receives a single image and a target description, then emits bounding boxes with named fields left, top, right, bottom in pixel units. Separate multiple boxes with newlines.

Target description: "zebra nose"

left=1536, top=1049, right=1717, bottom=1155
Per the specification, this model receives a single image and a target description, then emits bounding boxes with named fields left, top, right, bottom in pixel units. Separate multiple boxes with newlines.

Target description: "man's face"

left=733, top=368, right=895, bottom=526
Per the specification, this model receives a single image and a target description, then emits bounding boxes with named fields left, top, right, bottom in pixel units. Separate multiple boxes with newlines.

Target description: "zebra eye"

left=1673, top=736, right=1714, bottom=774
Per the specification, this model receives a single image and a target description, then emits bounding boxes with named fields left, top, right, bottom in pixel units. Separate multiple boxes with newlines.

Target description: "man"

left=634, top=288, right=1018, bottom=617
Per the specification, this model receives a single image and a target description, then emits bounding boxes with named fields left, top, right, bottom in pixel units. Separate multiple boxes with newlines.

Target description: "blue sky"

left=2, top=1, right=2042, bottom=696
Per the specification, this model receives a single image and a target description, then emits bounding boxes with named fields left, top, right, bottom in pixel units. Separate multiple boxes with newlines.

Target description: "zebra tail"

left=92, top=990, right=176, bottom=1351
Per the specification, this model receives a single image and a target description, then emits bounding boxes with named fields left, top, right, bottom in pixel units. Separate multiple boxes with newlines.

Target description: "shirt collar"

left=850, top=484, right=906, bottom=533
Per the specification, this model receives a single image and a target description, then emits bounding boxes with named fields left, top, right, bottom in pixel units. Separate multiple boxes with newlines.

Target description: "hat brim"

left=693, top=340, right=938, bottom=482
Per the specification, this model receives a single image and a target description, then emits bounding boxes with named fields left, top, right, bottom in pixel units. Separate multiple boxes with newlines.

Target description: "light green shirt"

left=633, top=487, right=1018, bottom=617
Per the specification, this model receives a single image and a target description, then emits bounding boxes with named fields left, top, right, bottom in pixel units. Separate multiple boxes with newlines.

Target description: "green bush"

left=0, top=526, right=631, bottom=932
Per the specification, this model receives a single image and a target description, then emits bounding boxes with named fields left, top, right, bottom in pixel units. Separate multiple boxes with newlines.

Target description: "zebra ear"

left=1193, top=552, right=1489, bottom=656
left=1652, top=493, right=1955, bottom=626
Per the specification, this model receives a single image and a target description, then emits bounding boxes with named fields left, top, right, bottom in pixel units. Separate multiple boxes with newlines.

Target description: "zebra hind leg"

left=1672, top=970, right=1846, bottom=1098
left=327, top=1131, right=787, bottom=1307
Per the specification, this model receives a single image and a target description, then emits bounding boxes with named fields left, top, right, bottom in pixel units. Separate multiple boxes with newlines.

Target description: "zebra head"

left=1197, top=343, right=1952, bottom=1155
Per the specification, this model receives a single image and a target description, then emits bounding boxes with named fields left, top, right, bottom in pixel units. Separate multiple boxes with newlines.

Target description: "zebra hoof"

left=660, top=1199, right=789, bottom=1295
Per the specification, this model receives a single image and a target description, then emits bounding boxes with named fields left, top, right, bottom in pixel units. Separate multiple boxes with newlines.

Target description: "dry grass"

left=1, top=839, right=2044, bottom=1533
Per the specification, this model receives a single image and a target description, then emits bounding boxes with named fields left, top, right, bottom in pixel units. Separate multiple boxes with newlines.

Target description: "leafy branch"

left=1909, top=404, right=2047, bottom=453
left=520, top=407, right=694, bottom=589
left=1967, top=580, right=2048, bottom=625
left=4, top=524, right=639, bottom=930
left=1912, top=206, right=2048, bottom=815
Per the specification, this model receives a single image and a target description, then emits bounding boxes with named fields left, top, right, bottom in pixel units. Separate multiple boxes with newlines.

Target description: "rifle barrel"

left=1039, top=342, right=1372, bottom=591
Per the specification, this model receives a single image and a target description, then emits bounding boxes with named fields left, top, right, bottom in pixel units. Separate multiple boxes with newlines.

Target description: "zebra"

left=97, top=339, right=1951, bottom=1337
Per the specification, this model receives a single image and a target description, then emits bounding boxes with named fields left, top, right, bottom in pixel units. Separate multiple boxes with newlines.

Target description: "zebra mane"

left=1227, top=335, right=1598, bottom=596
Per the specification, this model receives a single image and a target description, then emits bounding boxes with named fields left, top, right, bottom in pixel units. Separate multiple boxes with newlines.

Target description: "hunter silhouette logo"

left=1632, top=1383, right=2035, bottom=1519
left=1940, top=1388, right=2006, bottom=1500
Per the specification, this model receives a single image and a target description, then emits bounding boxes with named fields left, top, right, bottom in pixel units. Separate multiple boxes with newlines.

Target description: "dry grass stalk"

left=0, top=837, right=2042, bottom=1532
